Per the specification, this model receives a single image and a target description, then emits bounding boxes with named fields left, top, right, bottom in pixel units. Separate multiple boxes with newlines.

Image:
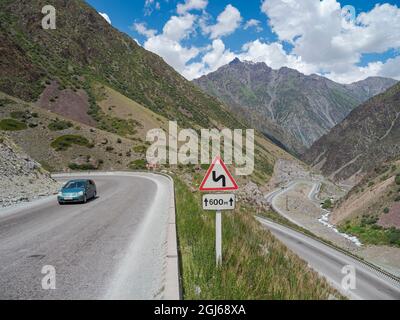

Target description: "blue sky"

left=88, top=0, right=400, bottom=83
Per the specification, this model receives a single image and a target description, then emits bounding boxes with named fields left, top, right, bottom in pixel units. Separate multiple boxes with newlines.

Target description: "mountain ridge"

left=193, top=59, right=397, bottom=155
left=302, top=82, right=400, bottom=183
left=0, top=0, right=243, bottom=131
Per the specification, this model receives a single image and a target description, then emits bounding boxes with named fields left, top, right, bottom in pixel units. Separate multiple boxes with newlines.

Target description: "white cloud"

left=244, top=19, right=262, bottom=32
left=378, top=56, right=400, bottom=80
left=327, top=56, right=400, bottom=83
left=162, top=14, right=196, bottom=41
left=177, top=0, right=208, bottom=15
left=181, top=39, right=235, bottom=79
left=144, top=0, right=160, bottom=16
left=133, top=22, right=157, bottom=38
left=99, top=12, right=111, bottom=24
left=239, top=40, right=316, bottom=74
left=145, top=36, right=200, bottom=74
left=137, top=0, right=400, bottom=83
left=143, top=14, right=200, bottom=75
left=203, top=4, right=242, bottom=39
left=202, top=39, right=236, bottom=72
left=260, top=0, right=400, bottom=78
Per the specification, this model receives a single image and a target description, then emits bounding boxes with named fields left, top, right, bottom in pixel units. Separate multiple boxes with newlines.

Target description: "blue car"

left=58, top=179, right=97, bottom=205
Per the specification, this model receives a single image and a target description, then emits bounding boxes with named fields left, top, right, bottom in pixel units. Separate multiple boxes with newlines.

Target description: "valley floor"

left=266, top=159, right=400, bottom=277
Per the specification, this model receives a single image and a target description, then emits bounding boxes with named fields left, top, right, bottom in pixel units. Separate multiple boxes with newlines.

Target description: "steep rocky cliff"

left=0, top=134, right=59, bottom=207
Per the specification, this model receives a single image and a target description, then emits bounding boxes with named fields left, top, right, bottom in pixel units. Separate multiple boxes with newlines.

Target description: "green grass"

left=322, top=199, right=333, bottom=209
left=68, top=163, right=97, bottom=170
left=97, top=116, right=139, bottom=137
left=133, top=145, right=147, bottom=154
left=0, top=98, right=15, bottom=107
left=10, top=111, right=28, bottom=119
left=48, top=119, right=73, bottom=131
left=128, top=159, right=147, bottom=170
left=40, top=161, right=54, bottom=172
left=0, top=119, right=27, bottom=131
left=51, top=135, right=90, bottom=151
left=174, top=177, right=340, bottom=299
left=340, top=222, right=400, bottom=247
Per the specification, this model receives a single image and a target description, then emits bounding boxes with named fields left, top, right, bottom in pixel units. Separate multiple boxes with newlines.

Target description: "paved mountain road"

left=262, top=180, right=400, bottom=300
left=0, top=172, right=176, bottom=300
left=258, top=218, right=400, bottom=299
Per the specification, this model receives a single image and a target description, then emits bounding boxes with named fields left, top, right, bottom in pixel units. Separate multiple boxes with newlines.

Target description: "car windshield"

left=63, top=181, right=85, bottom=189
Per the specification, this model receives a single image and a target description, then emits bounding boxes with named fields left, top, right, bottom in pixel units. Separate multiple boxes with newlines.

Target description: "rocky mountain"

left=193, top=58, right=397, bottom=155
left=0, top=0, right=242, bottom=131
left=0, top=0, right=296, bottom=186
left=0, top=134, right=60, bottom=207
left=303, top=82, right=400, bottom=183
left=345, top=77, right=399, bottom=101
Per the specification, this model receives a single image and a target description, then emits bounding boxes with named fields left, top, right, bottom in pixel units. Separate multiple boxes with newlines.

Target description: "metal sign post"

left=203, top=194, right=235, bottom=266
left=200, top=157, right=238, bottom=266
left=216, top=210, right=222, bottom=266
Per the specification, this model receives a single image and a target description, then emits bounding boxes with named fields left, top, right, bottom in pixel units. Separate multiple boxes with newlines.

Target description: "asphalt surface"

left=265, top=180, right=306, bottom=227
left=0, top=173, right=172, bottom=300
left=258, top=217, right=400, bottom=299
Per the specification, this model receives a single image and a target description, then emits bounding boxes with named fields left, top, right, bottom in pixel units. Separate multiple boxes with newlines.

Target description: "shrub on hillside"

left=322, top=199, right=333, bottom=209
left=0, top=119, right=27, bottom=131
left=0, top=98, right=14, bottom=107
left=10, top=111, right=29, bottom=119
left=48, top=119, right=73, bottom=131
left=68, top=163, right=96, bottom=171
left=129, top=159, right=146, bottom=170
left=133, top=145, right=146, bottom=154
left=51, top=135, right=90, bottom=151
left=388, top=228, right=400, bottom=246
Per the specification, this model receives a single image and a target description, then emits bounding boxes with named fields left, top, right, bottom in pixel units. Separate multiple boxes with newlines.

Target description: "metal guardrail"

left=257, top=214, right=400, bottom=285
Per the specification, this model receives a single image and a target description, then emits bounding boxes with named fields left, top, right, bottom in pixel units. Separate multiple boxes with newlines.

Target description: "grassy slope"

left=0, top=92, right=149, bottom=171
left=94, top=84, right=293, bottom=186
left=175, top=177, right=341, bottom=299
left=335, top=160, right=400, bottom=247
left=0, top=0, right=241, bottom=131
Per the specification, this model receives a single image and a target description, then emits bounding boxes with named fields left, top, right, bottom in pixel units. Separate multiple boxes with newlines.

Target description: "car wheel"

left=58, top=201, right=63, bottom=205
left=83, top=195, right=87, bottom=204
left=93, top=191, right=97, bottom=199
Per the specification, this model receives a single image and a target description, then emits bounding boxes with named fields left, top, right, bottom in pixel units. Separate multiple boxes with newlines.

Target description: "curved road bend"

left=257, top=217, right=400, bottom=300
left=0, top=172, right=174, bottom=300
left=265, top=181, right=307, bottom=227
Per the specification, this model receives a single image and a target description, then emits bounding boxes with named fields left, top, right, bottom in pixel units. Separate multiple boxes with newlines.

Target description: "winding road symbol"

left=199, top=156, right=238, bottom=191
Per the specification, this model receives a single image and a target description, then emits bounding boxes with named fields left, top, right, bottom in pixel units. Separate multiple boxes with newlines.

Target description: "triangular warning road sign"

left=199, top=156, right=239, bottom=191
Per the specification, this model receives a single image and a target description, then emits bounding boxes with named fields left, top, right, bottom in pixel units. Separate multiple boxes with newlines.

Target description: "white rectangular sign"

left=202, top=194, right=235, bottom=211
